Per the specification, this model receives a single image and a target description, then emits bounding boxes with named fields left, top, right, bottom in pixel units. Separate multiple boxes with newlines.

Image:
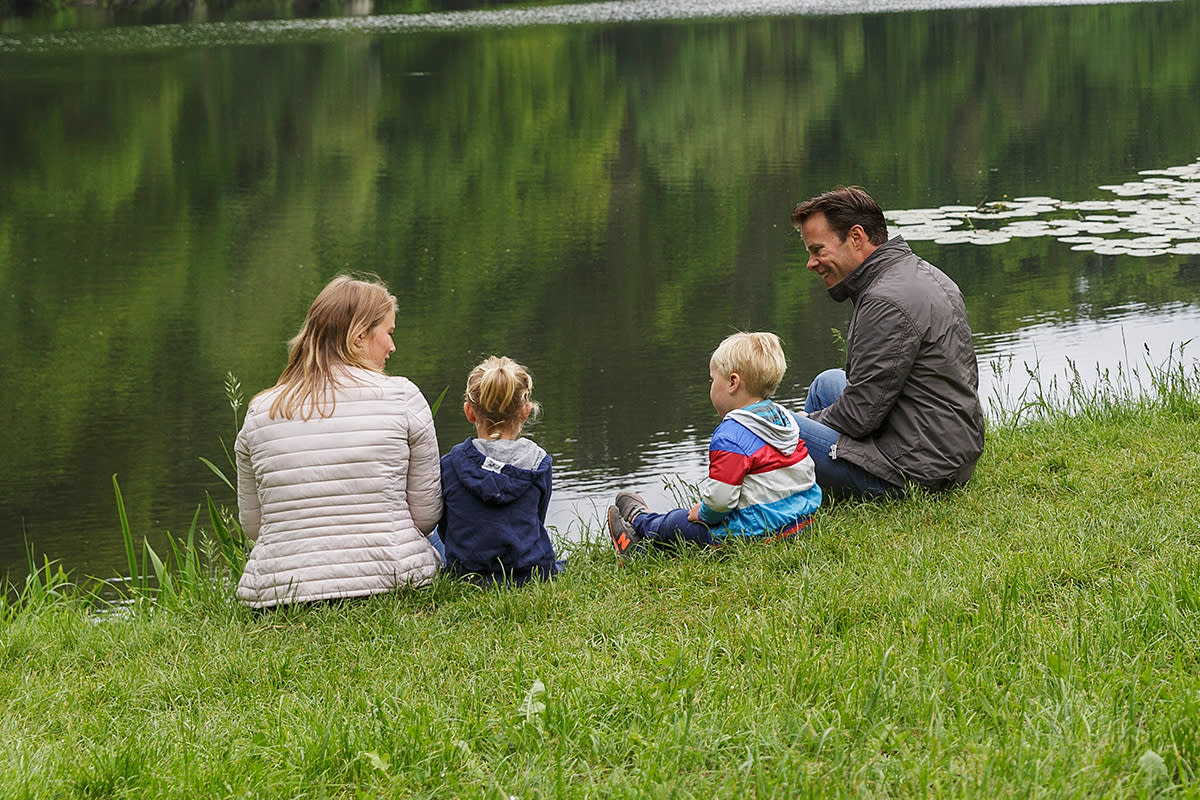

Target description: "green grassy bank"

left=3, top=356, right=1200, bottom=798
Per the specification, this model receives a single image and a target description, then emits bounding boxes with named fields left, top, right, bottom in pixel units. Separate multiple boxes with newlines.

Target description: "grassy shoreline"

left=3, top=357, right=1199, bottom=797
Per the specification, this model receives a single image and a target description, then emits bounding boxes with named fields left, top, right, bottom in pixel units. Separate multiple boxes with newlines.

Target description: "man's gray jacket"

left=809, top=236, right=985, bottom=489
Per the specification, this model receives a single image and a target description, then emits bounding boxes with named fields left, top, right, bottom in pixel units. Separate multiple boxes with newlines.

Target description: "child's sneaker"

left=614, top=491, right=649, bottom=525
left=607, top=505, right=643, bottom=558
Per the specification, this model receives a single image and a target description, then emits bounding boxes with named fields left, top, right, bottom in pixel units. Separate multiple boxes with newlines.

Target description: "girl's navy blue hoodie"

left=439, top=437, right=559, bottom=585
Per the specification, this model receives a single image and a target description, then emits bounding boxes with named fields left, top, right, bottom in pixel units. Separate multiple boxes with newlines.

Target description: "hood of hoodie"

left=724, top=400, right=799, bottom=455
left=446, top=437, right=550, bottom=507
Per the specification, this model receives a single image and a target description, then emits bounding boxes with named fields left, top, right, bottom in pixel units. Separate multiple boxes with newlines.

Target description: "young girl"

left=438, top=356, right=561, bottom=585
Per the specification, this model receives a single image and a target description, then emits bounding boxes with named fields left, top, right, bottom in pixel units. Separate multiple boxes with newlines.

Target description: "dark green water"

left=2, top=0, right=1198, bottom=585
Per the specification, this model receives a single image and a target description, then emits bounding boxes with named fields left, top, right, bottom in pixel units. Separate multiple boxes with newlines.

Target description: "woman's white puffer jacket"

left=235, top=367, right=443, bottom=609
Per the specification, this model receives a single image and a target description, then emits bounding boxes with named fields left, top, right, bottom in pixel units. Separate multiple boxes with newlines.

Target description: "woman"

left=235, top=274, right=443, bottom=609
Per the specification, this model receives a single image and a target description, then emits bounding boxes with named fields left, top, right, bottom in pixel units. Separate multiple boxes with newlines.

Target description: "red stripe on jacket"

left=709, top=439, right=810, bottom=486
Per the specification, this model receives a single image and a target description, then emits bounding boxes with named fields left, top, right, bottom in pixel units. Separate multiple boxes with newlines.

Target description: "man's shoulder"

left=865, top=248, right=959, bottom=307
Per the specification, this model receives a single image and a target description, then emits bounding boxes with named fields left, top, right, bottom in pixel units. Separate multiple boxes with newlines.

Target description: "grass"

left=1, top=352, right=1199, bottom=798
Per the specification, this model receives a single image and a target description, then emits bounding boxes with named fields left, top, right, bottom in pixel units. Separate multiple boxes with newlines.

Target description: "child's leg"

left=427, top=526, right=447, bottom=566
left=632, top=508, right=715, bottom=548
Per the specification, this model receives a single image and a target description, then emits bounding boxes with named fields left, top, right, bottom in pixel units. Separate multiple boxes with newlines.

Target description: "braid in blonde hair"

left=464, top=356, right=540, bottom=439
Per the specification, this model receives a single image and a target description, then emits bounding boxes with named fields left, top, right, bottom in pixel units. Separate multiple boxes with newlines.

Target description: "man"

left=790, top=185, right=985, bottom=500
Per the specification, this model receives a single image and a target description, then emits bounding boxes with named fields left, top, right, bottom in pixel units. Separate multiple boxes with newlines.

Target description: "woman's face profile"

left=361, top=310, right=397, bottom=371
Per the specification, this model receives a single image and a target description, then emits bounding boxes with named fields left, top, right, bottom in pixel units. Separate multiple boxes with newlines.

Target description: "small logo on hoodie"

left=482, top=456, right=506, bottom=473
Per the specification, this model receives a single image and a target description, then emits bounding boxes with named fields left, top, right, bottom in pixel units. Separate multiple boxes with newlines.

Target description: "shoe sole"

left=607, top=506, right=636, bottom=557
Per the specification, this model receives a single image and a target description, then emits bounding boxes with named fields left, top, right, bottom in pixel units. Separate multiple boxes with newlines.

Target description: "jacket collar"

left=827, top=235, right=913, bottom=303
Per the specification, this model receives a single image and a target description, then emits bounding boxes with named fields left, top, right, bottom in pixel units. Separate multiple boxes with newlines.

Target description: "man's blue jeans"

left=793, top=369, right=905, bottom=501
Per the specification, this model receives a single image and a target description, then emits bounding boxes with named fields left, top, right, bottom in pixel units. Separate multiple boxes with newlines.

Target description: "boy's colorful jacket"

left=698, top=399, right=822, bottom=537
left=439, top=437, right=558, bottom=585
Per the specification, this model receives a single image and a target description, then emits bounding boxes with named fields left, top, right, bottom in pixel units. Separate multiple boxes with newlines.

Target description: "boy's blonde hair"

left=710, top=332, right=787, bottom=398
left=465, top=356, right=541, bottom=439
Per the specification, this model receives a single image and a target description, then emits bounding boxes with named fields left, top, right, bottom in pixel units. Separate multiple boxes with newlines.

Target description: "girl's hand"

left=687, top=503, right=701, bottom=522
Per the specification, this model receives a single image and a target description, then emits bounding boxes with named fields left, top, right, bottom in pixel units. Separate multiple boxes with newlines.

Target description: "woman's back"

left=236, top=366, right=442, bottom=609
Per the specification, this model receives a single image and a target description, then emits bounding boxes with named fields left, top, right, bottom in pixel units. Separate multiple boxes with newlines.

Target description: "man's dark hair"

left=790, top=186, right=889, bottom=246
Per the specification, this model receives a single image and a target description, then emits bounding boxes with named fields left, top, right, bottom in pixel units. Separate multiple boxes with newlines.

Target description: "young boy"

left=607, top=331, right=822, bottom=557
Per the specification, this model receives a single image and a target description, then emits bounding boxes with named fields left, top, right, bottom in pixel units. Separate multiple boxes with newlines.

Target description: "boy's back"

left=701, top=400, right=821, bottom=538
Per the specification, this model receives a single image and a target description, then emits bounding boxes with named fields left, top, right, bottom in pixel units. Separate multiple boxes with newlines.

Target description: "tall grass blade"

left=145, top=541, right=174, bottom=605
left=182, top=508, right=200, bottom=593
left=19, top=548, right=73, bottom=611
left=207, top=493, right=247, bottom=582
left=219, top=436, right=236, bottom=474
left=112, top=474, right=140, bottom=594
left=164, top=509, right=203, bottom=601
left=199, top=456, right=235, bottom=493
left=21, top=542, right=47, bottom=607
left=430, top=385, right=449, bottom=417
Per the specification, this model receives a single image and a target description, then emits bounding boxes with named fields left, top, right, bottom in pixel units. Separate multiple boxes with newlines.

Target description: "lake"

left=1, top=0, right=1197, bottom=586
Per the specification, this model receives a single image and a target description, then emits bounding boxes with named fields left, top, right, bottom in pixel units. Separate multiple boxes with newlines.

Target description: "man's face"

left=799, top=212, right=865, bottom=288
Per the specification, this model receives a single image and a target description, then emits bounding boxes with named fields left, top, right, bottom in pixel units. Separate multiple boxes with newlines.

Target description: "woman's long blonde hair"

left=465, top=356, right=540, bottom=439
left=267, top=274, right=398, bottom=420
